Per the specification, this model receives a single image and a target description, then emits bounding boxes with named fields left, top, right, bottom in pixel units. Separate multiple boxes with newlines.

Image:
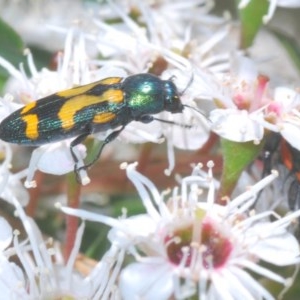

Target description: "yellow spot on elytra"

left=57, top=85, right=97, bottom=98
left=22, top=114, right=39, bottom=139
left=93, top=112, right=115, bottom=123
left=101, top=89, right=123, bottom=104
left=57, top=77, right=122, bottom=98
left=98, top=77, right=122, bottom=85
left=21, top=101, right=37, bottom=114
left=58, top=90, right=124, bottom=130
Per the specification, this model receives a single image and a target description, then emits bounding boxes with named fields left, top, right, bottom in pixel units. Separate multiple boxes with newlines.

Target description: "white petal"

left=0, top=172, right=30, bottom=206
left=280, top=122, right=300, bottom=150
left=122, top=121, right=163, bottom=144
left=230, top=54, right=258, bottom=82
left=108, top=215, right=156, bottom=247
left=250, top=231, right=300, bottom=266
left=53, top=266, right=90, bottom=299
left=273, top=87, right=300, bottom=108
left=0, top=218, right=12, bottom=251
left=0, top=95, right=22, bottom=119
left=0, top=255, right=28, bottom=298
left=210, top=109, right=264, bottom=142
left=168, top=111, right=210, bottom=150
left=230, top=266, right=275, bottom=300
left=92, top=66, right=128, bottom=81
left=119, top=262, right=174, bottom=300
left=36, top=142, right=86, bottom=175
left=10, top=177, right=30, bottom=206
left=211, top=269, right=257, bottom=300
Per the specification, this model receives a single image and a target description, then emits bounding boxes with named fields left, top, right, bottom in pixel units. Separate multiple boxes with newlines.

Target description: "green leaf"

left=0, top=73, right=8, bottom=91
left=236, top=0, right=269, bottom=49
left=218, top=138, right=263, bottom=198
left=0, top=17, right=24, bottom=77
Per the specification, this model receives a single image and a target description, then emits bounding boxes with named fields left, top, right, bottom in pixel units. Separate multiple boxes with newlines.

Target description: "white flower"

left=0, top=195, right=124, bottom=299
left=208, top=54, right=300, bottom=163
left=94, top=0, right=221, bottom=70
left=263, top=87, right=300, bottom=150
left=0, top=0, right=100, bottom=51
left=0, top=141, right=29, bottom=206
left=209, top=55, right=267, bottom=142
left=0, top=216, right=29, bottom=299
left=59, top=162, right=300, bottom=299
left=117, top=164, right=299, bottom=300
left=210, top=108, right=264, bottom=142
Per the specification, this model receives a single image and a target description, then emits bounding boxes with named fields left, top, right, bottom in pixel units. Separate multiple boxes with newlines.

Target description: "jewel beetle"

left=0, top=73, right=188, bottom=182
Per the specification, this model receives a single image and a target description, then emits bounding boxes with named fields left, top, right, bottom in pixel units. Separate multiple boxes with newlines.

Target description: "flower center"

left=165, top=220, right=232, bottom=269
left=232, top=74, right=270, bottom=111
left=165, top=224, right=193, bottom=267
left=201, top=221, right=232, bottom=269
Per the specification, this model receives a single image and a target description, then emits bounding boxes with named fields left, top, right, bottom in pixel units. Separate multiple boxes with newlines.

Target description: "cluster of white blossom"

left=0, top=0, right=299, bottom=299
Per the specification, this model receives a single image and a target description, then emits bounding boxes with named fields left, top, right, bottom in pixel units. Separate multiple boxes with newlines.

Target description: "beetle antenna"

left=179, top=73, right=194, bottom=96
left=152, top=117, right=192, bottom=129
left=183, top=104, right=207, bottom=119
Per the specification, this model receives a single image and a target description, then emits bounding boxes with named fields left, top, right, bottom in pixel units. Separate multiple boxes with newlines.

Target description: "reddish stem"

left=26, top=171, right=45, bottom=216
left=64, top=173, right=81, bottom=261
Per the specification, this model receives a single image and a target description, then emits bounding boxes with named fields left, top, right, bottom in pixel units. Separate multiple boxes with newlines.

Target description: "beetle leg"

left=70, top=132, right=91, bottom=164
left=70, top=129, right=92, bottom=182
left=75, top=125, right=126, bottom=179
